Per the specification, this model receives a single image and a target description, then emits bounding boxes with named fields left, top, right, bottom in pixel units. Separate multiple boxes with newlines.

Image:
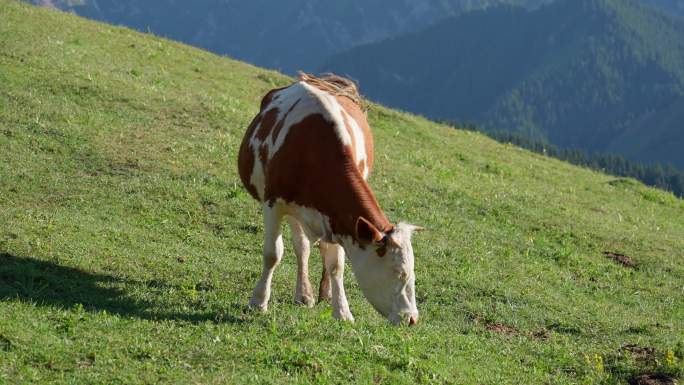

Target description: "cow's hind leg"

left=318, top=248, right=331, bottom=302
left=248, top=204, right=284, bottom=312
left=320, top=242, right=354, bottom=322
left=287, top=216, right=315, bottom=307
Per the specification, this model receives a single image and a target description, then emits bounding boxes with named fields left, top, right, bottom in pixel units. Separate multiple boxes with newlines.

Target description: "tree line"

left=449, top=122, right=684, bottom=198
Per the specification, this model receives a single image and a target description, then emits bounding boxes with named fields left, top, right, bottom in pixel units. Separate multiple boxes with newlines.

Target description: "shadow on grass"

left=0, top=252, right=245, bottom=324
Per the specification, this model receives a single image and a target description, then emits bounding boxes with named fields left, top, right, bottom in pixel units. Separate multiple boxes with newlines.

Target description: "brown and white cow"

left=237, top=73, right=421, bottom=325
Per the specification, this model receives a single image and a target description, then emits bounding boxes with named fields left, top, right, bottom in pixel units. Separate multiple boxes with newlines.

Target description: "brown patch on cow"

left=255, top=108, right=279, bottom=141
left=271, top=98, right=301, bottom=143
left=336, top=96, right=374, bottom=173
left=318, top=265, right=331, bottom=302
left=237, top=114, right=262, bottom=200
left=628, top=374, right=678, bottom=385
left=260, top=86, right=287, bottom=111
left=264, top=113, right=391, bottom=239
left=604, top=251, right=637, bottom=268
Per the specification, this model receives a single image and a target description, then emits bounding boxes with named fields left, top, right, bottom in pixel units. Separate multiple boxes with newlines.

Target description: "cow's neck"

left=327, top=163, right=392, bottom=244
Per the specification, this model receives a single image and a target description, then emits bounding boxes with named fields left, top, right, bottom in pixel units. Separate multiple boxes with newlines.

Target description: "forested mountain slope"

left=322, top=0, right=684, bottom=167
left=642, top=0, right=684, bottom=16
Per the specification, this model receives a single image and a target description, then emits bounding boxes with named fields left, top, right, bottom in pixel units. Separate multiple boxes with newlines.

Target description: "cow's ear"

left=355, top=217, right=384, bottom=245
left=408, top=225, right=427, bottom=233
left=398, top=222, right=427, bottom=235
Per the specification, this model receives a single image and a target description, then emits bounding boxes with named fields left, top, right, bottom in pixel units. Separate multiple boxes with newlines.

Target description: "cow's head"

left=346, top=218, right=423, bottom=325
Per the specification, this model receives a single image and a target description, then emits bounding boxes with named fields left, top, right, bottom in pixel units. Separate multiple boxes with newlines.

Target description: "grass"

left=1, top=1, right=683, bottom=384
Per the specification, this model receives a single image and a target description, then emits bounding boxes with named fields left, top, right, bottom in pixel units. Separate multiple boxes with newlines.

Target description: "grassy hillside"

left=1, top=1, right=683, bottom=384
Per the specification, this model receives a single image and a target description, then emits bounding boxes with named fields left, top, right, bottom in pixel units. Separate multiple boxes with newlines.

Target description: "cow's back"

left=238, top=80, right=373, bottom=206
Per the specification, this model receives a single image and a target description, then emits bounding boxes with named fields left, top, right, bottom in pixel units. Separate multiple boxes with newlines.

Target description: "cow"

left=237, top=73, right=422, bottom=325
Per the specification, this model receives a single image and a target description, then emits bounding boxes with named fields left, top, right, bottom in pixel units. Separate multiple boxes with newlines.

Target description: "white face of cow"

left=346, top=219, right=422, bottom=325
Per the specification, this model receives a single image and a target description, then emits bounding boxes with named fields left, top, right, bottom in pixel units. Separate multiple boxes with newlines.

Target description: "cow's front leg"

left=248, top=204, right=284, bottom=312
left=320, top=241, right=354, bottom=322
left=288, top=217, right=315, bottom=307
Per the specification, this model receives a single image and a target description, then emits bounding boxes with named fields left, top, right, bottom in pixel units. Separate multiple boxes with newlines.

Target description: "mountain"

left=29, top=0, right=553, bottom=74
left=321, top=0, right=684, bottom=168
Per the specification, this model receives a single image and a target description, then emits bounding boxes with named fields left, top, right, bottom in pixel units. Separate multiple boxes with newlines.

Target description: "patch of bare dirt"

left=486, top=323, right=519, bottom=336
left=604, top=251, right=637, bottom=268
left=628, top=374, right=678, bottom=385
left=621, top=343, right=661, bottom=368
left=472, top=309, right=553, bottom=340
left=531, top=328, right=551, bottom=340
left=622, top=344, right=656, bottom=358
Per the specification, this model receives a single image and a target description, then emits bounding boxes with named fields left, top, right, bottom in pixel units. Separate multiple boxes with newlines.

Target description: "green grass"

left=1, top=1, right=683, bottom=384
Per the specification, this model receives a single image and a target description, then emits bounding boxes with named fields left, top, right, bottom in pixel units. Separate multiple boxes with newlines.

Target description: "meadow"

left=1, top=1, right=683, bottom=383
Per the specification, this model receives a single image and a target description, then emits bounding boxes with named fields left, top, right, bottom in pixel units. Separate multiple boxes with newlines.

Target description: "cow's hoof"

left=333, top=309, right=355, bottom=322
left=318, top=292, right=331, bottom=303
left=295, top=294, right=315, bottom=308
left=318, top=283, right=331, bottom=303
left=247, top=298, right=268, bottom=313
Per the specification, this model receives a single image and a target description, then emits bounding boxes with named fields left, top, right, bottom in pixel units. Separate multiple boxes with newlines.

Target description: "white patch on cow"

left=298, top=82, right=353, bottom=147
left=340, top=109, right=368, bottom=179
left=271, top=85, right=305, bottom=124
left=278, top=201, right=334, bottom=242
